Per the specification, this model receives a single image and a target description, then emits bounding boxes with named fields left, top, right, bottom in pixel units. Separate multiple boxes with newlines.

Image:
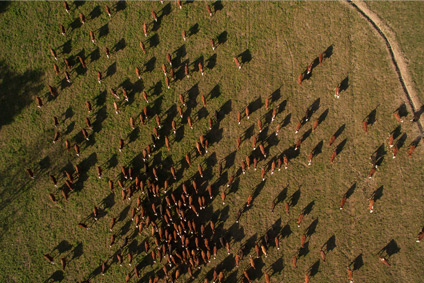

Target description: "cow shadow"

left=344, top=183, right=356, bottom=199
left=340, top=76, right=349, bottom=92
left=324, top=44, right=334, bottom=59
left=113, top=38, right=126, bottom=52
left=189, top=23, right=199, bottom=36
left=289, top=189, right=301, bottom=207
left=396, top=133, right=407, bottom=149
left=115, top=0, right=126, bottom=12
left=149, top=33, right=160, bottom=48
left=144, top=56, right=156, bottom=73
left=98, top=23, right=109, bottom=39
left=106, top=62, right=116, bottom=77
left=206, top=53, right=217, bottom=70
left=371, top=185, right=384, bottom=202
left=336, top=138, right=348, bottom=155
left=379, top=239, right=400, bottom=258
left=238, top=49, right=252, bottom=64
left=305, top=218, right=319, bottom=237
left=323, top=235, right=336, bottom=252
left=217, top=30, right=228, bottom=45
left=351, top=253, right=364, bottom=271
left=89, top=5, right=101, bottom=19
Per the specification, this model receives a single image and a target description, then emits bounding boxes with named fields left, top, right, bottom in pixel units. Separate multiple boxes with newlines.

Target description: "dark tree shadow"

left=113, top=38, right=126, bottom=52
left=336, top=138, right=348, bottom=155
left=89, top=5, right=101, bottom=19
left=351, top=254, right=364, bottom=271
left=115, top=0, right=126, bottom=12
left=149, top=33, right=160, bottom=48
left=323, top=235, right=336, bottom=252
left=189, top=23, right=199, bottom=36
left=217, top=30, right=228, bottom=45
left=0, top=61, right=44, bottom=128
left=379, top=239, right=400, bottom=258
left=144, top=56, right=156, bottom=72
left=213, top=1, right=224, bottom=12
left=309, top=260, right=320, bottom=277
left=371, top=186, right=384, bottom=202
left=88, top=47, right=100, bottom=62
left=238, top=49, right=252, bottom=64
left=340, top=76, right=349, bottom=92
left=98, top=23, right=109, bottom=38
left=206, top=53, right=217, bottom=70
left=106, top=62, right=116, bottom=77
left=324, top=44, right=333, bottom=59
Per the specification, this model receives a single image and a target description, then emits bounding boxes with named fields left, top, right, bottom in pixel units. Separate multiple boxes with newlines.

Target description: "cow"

left=36, top=96, right=43, bottom=108
left=319, top=53, right=323, bottom=64
left=198, top=164, right=204, bottom=178
left=304, top=273, right=310, bottom=283
left=52, top=131, right=60, bottom=144
left=275, top=123, right=281, bottom=136
left=79, top=13, right=86, bottom=24
left=221, top=191, right=226, bottom=205
left=236, top=136, right=241, bottom=151
left=63, top=1, right=70, bottom=13
left=295, top=139, right=302, bottom=151
left=185, top=63, right=190, bottom=78
left=241, top=161, right=246, bottom=174
left=199, top=62, right=204, bottom=76
left=307, top=63, right=313, bottom=75
left=105, top=47, right=110, bottom=58
left=206, top=3, right=212, bottom=16
left=90, top=31, right=95, bottom=44
left=50, top=48, right=58, bottom=61
left=105, top=5, right=112, bottom=17
left=301, top=233, right=307, bottom=248
left=292, top=255, right=297, bottom=269
left=272, top=108, right=277, bottom=122
left=312, top=119, right=319, bottom=132
left=85, top=117, right=92, bottom=129
left=122, top=88, right=129, bottom=102
left=110, top=217, right=116, bottom=232
left=329, top=135, right=336, bottom=146
left=140, top=41, right=146, bottom=54
left=74, top=144, right=80, bottom=156
left=119, top=138, right=124, bottom=152
left=151, top=9, right=158, bottom=22
left=60, top=24, right=66, bottom=36
left=227, top=175, right=234, bottom=187
left=340, top=195, right=347, bottom=210
left=297, top=213, right=304, bottom=228
left=416, top=230, right=424, bottom=242
left=320, top=249, right=326, bottom=262
left=114, top=102, right=119, bottom=114
left=249, top=255, right=255, bottom=269
left=53, top=63, right=60, bottom=75
left=408, top=144, right=417, bottom=157
left=392, top=145, right=398, bottom=159
left=308, top=152, right=313, bottom=166
left=165, top=53, right=172, bottom=67
left=378, top=256, right=391, bottom=267
left=368, top=198, right=375, bottom=213
left=388, top=134, right=394, bottom=148
left=210, top=38, right=216, bottom=51
left=295, top=121, right=301, bottom=134
left=182, top=30, right=187, bottom=41
left=44, top=254, right=55, bottom=265
left=65, top=71, right=71, bottom=83
left=165, top=76, right=170, bottom=89
left=261, top=167, right=266, bottom=181
left=26, top=169, right=34, bottom=179
left=234, top=57, right=241, bottom=69
left=156, top=115, right=161, bottom=129
left=252, top=136, right=257, bottom=150
left=64, top=58, right=71, bottom=69
left=253, top=157, right=258, bottom=171
left=245, top=106, right=250, bottom=120
left=334, top=84, right=340, bottom=99
left=186, top=153, right=191, bottom=167
left=258, top=119, right=262, bottom=133
left=393, top=110, right=403, bottom=123
left=93, top=206, right=98, bottom=221
left=78, top=223, right=89, bottom=230
left=95, top=71, right=102, bottom=84
left=298, top=73, right=303, bottom=86
left=188, top=116, right=193, bottom=129
left=347, top=267, right=353, bottom=283
left=247, top=193, right=253, bottom=207
left=330, top=150, right=337, bottom=164
left=245, top=156, right=251, bottom=169
left=85, top=101, right=92, bottom=113
left=362, top=120, right=368, bottom=133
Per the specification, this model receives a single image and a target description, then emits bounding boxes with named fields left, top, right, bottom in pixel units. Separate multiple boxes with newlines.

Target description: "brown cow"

left=185, top=63, right=190, bottom=78
left=122, top=88, right=129, bottom=102
left=241, top=160, right=246, bottom=174
left=392, top=145, right=398, bottom=159
left=320, top=249, right=326, bottom=262
left=393, top=111, right=403, bottom=123
left=60, top=24, right=66, bottom=36
left=347, top=267, right=353, bottom=283
left=295, top=121, right=301, bottom=134
left=221, top=191, right=226, bottom=205
left=36, top=96, right=43, bottom=108
left=340, top=195, right=347, bottom=210
left=105, top=5, right=111, bottom=17
left=50, top=48, right=58, bottom=60
left=234, top=57, right=241, bottom=69
left=312, top=119, right=319, bottom=132
left=295, top=139, right=302, bottom=151
left=236, top=136, right=241, bottom=150
left=53, top=131, right=60, bottom=144
left=379, top=256, right=391, bottom=267
left=292, top=256, right=297, bottom=269
left=227, top=175, right=234, bottom=187
left=362, top=120, right=368, bottom=133
left=272, top=108, right=277, bottom=122
left=206, top=3, right=212, bottom=16
left=79, top=13, right=86, bottom=24
left=253, top=157, right=258, bottom=171
left=368, top=198, right=375, bottom=213
left=247, top=193, right=253, bottom=207
left=166, top=53, right=172, bottom=66
left=199, top=62, right=204, bottom=76
left=330, top=150, right=337, bottom=164
left=261, top=167, right=266, bottom=181
left=26, top=168, right=34, bottom=179
left=408, top=144, right=417, bottom=157
left=44, top=254, right=55, bottom=265
left=297, top=213, right=304, bottom=228
left=307, top=63, right=313, bottom=75
left=308, top=152, right=313, bottom=166
left=53, top=63, right=60, bottom=75
left=152, top=10, right=158, bottom=22
left=64, top=58, right=71, bottom=69
left=93, top=206, right=98, bottom=221
left=301, top=233, right=306, bottom=248
left=319, top=53, right=323, bottom=64
left=90, top=31, right=95, bottom=44
left=140, top=41, right=146, bottom=54
left=258, top=119, right=262, bottom=133
left=298, top=73, right=303, bottom=86
left=252, top=136, right=257, bottom=150
left=416, top=230, right=424, bottom=242
left=186, top=153, right=191, bottom=167
left=198, top=164, right=204, bottom=178
left=188, top=116, right=193, bottom=129
left=119, top=139, right=124, bottom=152
left=105, top=47, right=110, bottom=58
left=334, top=84, right=340, bottom=99
left=329, top=135, right=336, bottom=146
left=368, top=167, right=376, bottom=179
left=48, top=85, right=56, bottom=98
left=78, top=223, right=89, bottom=230
left=182, top=30, right=187, bottom=41
left=245, top=106, right=250, bottom=120
left=65, top=71, right=71, bottom=83
left=143, top=22, right=148, bottom=37
left=74, top=144, right=80, bottom=156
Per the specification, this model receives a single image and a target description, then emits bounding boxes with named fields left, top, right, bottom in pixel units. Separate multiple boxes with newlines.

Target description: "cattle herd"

left=23, top=1, right=424, bottom=282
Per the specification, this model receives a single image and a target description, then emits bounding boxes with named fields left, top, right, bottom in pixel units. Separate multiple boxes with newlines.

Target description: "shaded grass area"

left=0, top=1, right=423, bottom=283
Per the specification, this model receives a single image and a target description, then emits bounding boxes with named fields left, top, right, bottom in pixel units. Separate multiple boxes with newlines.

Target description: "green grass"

left=0, top=1, right=423, bottom=283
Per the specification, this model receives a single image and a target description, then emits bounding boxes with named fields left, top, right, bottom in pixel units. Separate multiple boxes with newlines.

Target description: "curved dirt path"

left=345, top=0, right=423, bottom=135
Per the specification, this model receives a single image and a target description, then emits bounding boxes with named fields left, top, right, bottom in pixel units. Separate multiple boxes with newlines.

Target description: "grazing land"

left=0, top=1, right=423, bottom=282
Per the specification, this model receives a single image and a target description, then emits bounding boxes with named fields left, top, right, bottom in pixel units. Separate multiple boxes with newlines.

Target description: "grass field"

left=0, top=1, right=423, bottom=282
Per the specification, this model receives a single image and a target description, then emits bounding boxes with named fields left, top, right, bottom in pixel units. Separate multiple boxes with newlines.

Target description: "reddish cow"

left=340, top=195, right=347, bottom=210
left=206, top=4, right=212, bottom=16
left=182, top=30, right=186, bottom=41
left=44, top=254, right=55, bottom=265
left=50, top=48, right=58, bottom=60
left=298, top=73, right=303, bottom=85
left=330, top=150, right=337, bottom=164
left=292, top=256, right=297, bottom=269
left=140, top=41, right=146, bottom=54
left=185, top=63, right=190, bottom=78
left=199, top=62, right=204, bottom=76
left=60, top=24, right=66, bottom=36
left=90, top=31, right=95, bottom=44
left=152, top=10, right=158, bottom=22
left=234, top=57, right=241, bottom=69
left=36, top=96, right=43, bottom=108
left=379, top=256, right=391, bottom=267
left=105, top=5, right=111, bottom=17
left=105, top=47, right=110, bottom=58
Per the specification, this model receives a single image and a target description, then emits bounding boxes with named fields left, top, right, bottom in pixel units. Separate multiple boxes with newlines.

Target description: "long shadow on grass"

left=0, top=61, right=44, bottom=128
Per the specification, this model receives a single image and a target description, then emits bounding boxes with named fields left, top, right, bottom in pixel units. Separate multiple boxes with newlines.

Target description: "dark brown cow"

left=26, top=168, right=34, bottom=179
left=78, top=223, right=89, bottom=230
left=319, top=53, right=323, bottom=64
left=416, top=230, right=424, bottom=242
left=340, top=195, right=347, bottom=210
left=36, top=96, right=43, bottom=108
left=105, top=47, right=110, bottom=58
left=119, top=139, right=124, bottom=152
